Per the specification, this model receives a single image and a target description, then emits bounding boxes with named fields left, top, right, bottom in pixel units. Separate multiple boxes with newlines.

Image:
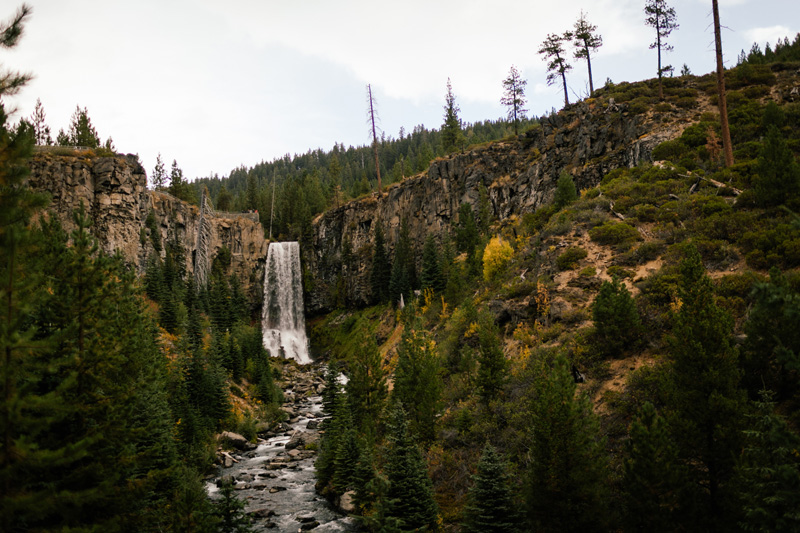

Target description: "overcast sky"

left=4, top=0, right=798, bottom=181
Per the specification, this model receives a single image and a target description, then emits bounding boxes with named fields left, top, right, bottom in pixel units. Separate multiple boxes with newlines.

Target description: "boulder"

left=219, top=431, right=252, bottom=451
left=339, top=490, right=356, bottom=513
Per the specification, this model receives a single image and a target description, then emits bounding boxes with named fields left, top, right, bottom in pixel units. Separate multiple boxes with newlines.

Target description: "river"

left=208, top=391, right=357, bottom=532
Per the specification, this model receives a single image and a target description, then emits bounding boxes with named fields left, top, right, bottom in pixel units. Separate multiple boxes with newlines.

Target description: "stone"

left=219, top=431, right=251, bottom=451
left=250, top=508, right=276, bottom=518
left=339, top=490, right=356, bottom=513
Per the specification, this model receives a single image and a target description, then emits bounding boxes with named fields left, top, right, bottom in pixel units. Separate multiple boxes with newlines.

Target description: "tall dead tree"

left=712, top=0, right=734, bottom=167
left=367, top=84, right=382, bottom=192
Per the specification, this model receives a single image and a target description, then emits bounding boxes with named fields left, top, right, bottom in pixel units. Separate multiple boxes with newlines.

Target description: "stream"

left=207, top=392, right=357, bottom=532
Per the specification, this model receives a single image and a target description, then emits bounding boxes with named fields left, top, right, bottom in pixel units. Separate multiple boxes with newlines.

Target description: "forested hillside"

left=307, top=44, right=800, bottom=532
left=191, top=118, right=536, bottom=242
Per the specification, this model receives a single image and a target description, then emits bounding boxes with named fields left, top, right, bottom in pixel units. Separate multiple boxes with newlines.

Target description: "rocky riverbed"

left=208, top=365, right=356, bottom=532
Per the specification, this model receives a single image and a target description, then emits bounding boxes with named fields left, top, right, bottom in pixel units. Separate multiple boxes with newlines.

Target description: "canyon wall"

left=306, top=99, right=681, bottom=313
left=27, top=152, right=267, bottom=303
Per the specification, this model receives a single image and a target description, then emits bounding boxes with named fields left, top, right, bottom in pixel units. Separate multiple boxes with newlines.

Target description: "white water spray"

left=261, top=241, right=311, bottom=364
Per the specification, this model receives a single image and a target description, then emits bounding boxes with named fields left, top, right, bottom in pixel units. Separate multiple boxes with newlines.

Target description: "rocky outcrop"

left=306, top=99, right=682, bottom=313
left=27, top=152, right=267, bottom=298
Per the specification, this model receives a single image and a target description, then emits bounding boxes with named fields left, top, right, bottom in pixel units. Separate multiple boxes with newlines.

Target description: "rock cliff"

left=306, top=99, right=681, bottom=313
left=27, top=152, right=267, bottom=301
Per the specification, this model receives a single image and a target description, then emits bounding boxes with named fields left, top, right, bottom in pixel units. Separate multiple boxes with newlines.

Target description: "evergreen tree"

left=572, top=11, right=603, bottom=96
left=592, top=276, right=641, bottom=357
left=65, top=105, right=100, bottom=147
left=346, top=330, right=387, bottom=436
left=382, top=404, right=439, bottom=531
left=737, top=394, right=800, bottom=532
left=392, top=308, right=441, bottom=443
left=741, top=268, right=800, bottom=400
left=667, top=243, right=746, bottom=530
left=441, top=77, right=465, bottom=153
left=623, top=402, right=687, bottom=532
left=476, top=315, right=508, bottom=407
left=500, top=66, right=528, bottom=135
left=553, top=171, right=578, bottom=209
left=152, top=152, right=167, bottom=190
left=0, top=9, right=49, bottom=527
left=420, top=233, right=444, bottom=292
left=644, top=0, right=679, bottom=100
left=29, top=97, right=52, bottom=145
left=370, top=219, right=391, bottom=303
left=11, top=207, right=181, bottom=530
left=526, top=354, right=608, bottom=532
left=754, top=125, right=800, bottom=207
left=215, top=481, right=254, bottom=533
left=539, top=32, right=573, bottom=107
left=462, top=444, right=520, bottom=533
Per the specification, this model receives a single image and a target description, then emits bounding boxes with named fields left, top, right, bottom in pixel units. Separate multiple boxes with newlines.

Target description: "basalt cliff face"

left=27, top=152, right=267, bottom=302
left=306, top=99, right=682, bottom=314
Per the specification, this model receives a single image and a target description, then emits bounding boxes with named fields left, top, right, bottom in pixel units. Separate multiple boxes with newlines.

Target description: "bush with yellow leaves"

left=482, top=236, right=514, bottom=282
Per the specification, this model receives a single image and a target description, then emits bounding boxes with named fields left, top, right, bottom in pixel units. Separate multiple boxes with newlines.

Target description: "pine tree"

left=623, top=402, right=687, bottom=532
left=382, top=404, right=439, bottom=531
left=741, top=268, right=800, bottom=399
left=572, top=11, right=603, bottom=97
left=152, top=152, right=167, bottom=190
left=501, top=66, right=527, bottom=135
left=553, top=171, right=578, bottom=209
left=29, top=97, right=52, bottom=145
left=737, top=394, right=800, bottom=532
left=441, top=78, right=465, bottom=153
left=0, top=9, right=49, bottom=527
left=11, top=207, right=181, bottom=530
left=215, top=481, right=254, bottom=533
left=66, top=105, right=101, bottom=147
left=592, top=276, right=641, bottom=357
left=346, top=330, right=387, bottom=436
left=476, top=315, right=508, bottom=406
left=370, top=219, right=391, bottom=303
left=526, top=354, right=608, bottom=532
left=754, top=125, right=800, bottom=207
left=462, top=444, right=520, bottom=533
left=420, top=233, right=444, bottom=292
left=667, top=243, right=746, bottom=529
left=644, top=0, right=679, bottom=100
left=539, top=32, right=573, bottom=107
left=392, top=308, right=441, bottom=443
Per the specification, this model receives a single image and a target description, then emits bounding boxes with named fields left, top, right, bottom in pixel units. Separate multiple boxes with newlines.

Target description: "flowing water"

left=208, top=393, right=356, bottom=532
left=262, top=242, right=311, bottom=365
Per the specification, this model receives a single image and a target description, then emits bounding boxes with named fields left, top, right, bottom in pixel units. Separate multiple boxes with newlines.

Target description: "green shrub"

left=652, top=140, right=688, bottom=162
left=675, top=96, right=698, bottom=109
left=557, top=246, right=588, bottom=270
left=589, top=220, right=641, bottom=246
left=579, top=266, right=597, bottom=277
left=607, top=265, right=634, bottom=279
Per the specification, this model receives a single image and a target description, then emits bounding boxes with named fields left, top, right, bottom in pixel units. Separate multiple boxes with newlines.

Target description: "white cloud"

left=744, top=25, right=794, bottom=48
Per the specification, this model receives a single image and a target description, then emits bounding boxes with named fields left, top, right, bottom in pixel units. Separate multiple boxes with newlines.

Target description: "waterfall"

left=262, top=241, right=311, bottom=364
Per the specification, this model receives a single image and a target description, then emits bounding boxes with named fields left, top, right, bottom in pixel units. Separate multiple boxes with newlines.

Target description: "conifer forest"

left=4, top=2, right=800, bottom=532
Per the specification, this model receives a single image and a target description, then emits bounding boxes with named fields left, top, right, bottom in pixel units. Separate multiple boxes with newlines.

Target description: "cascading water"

left=262, top=241, right=311, bottom=365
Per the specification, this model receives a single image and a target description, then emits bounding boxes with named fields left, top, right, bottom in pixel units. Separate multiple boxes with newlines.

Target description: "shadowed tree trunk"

left=712, top=0, right=735, bottom=167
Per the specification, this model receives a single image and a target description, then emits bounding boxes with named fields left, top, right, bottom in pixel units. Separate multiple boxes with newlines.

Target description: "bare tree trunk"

left=561, top=70, right=570, bottom=107
left=712, top=0, right=735, bottom=167
left=587, top=51, right=594, bottom=96
left=368, top=84, right=382, bottom=192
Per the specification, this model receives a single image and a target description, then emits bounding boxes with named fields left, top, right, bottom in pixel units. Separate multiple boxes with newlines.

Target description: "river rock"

left=219, top=431, right=252, bottom=451
left=339, top=491, right=356, bottom=513
left=250, top=508, right=276, bottom=518
left=285, top=430, right=309, bottom=450
left=306, top=419, right=319, bottom=429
